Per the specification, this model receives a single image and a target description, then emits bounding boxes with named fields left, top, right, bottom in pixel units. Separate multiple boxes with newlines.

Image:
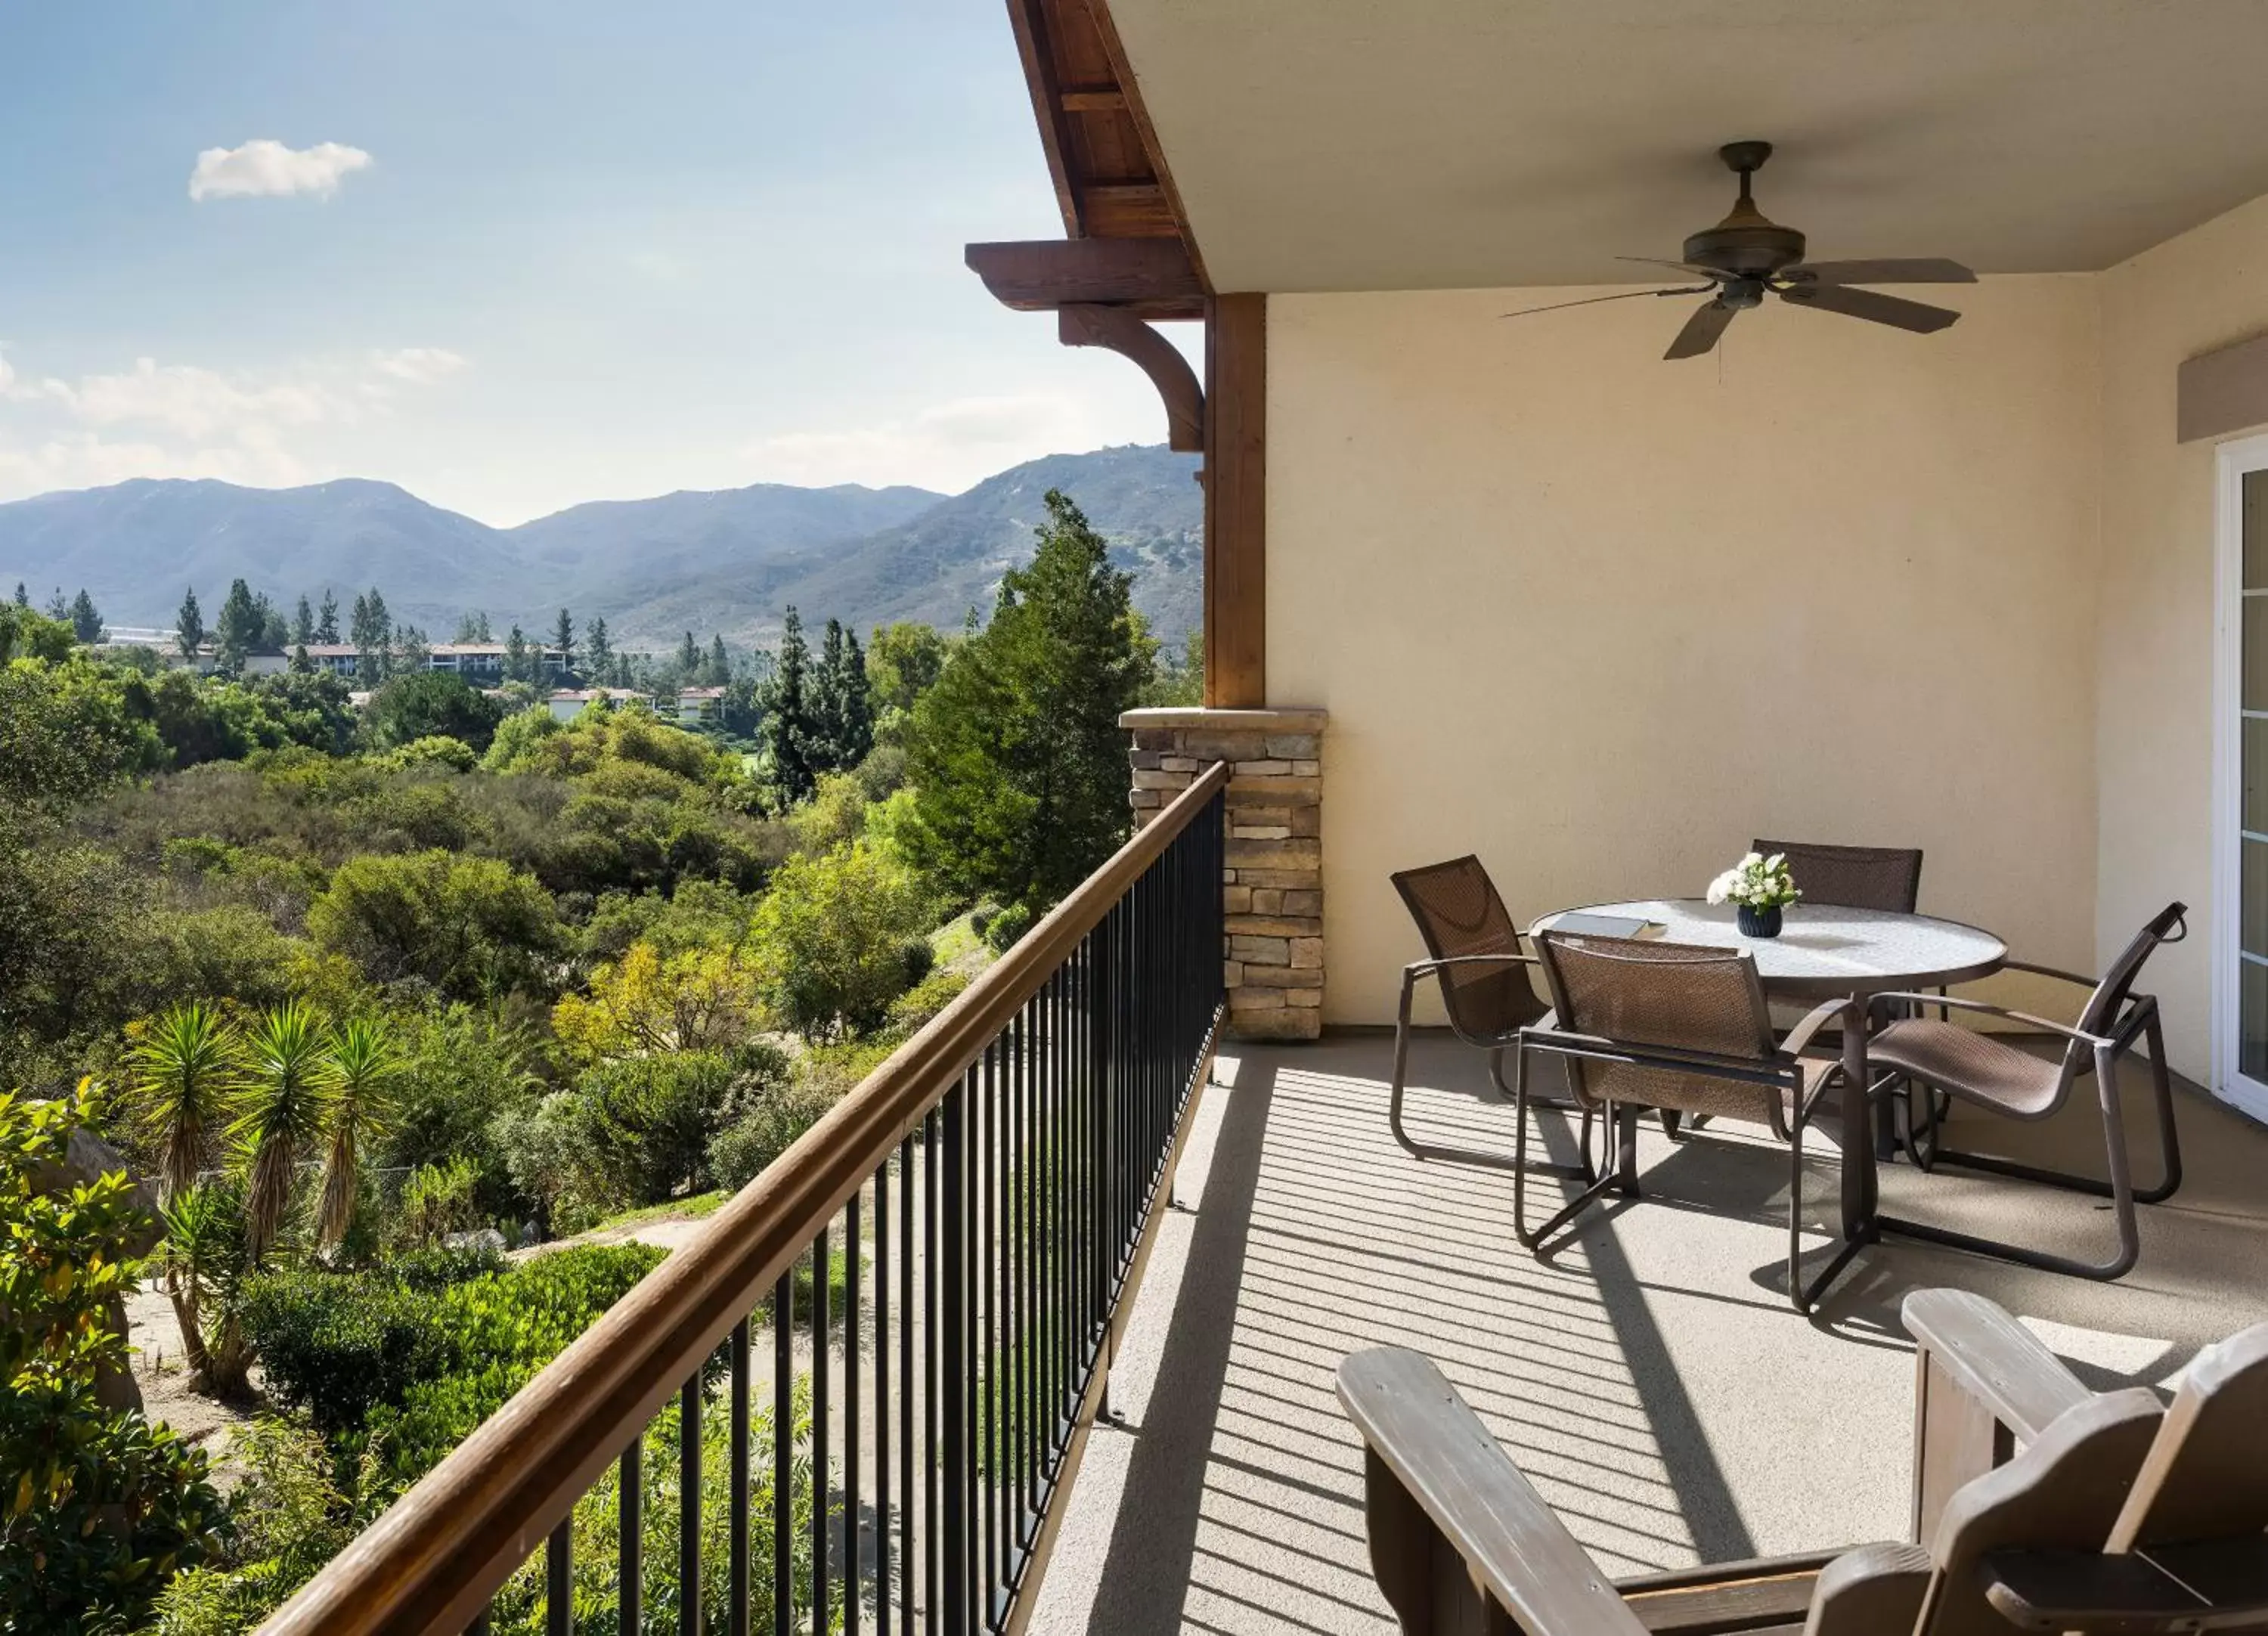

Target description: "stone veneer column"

left=1120, top=706, right=1328, bottom=1042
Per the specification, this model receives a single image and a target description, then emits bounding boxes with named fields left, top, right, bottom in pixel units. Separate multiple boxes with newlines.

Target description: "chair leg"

left=1514, top=1046, right=1619, bottom=1253
left=1789, top=1072, right=1867, bottom=1315
left=1388, top=969, right=1424, bottom=1158
left=1879, top=1040, right=2143, bottom=1282
left=2133, top=1011, right=2183, bottom=1205
left=1614, top=1105, right=1641, bottom=1198
left=1390, top=971, right=1586, bottom=1176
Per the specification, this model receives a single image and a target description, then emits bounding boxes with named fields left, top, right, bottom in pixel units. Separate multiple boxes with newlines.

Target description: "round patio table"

left=1529, top=898, right=2006, bottom=1253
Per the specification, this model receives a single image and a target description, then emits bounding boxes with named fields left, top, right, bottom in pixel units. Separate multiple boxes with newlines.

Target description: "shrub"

left=395, top=1154, right=482, bottom=1249
left=749, top=841, right=933, bottom=1040
left=705, top=1075, right=840, bottom=1192
left=373, top=1005, right=547, bottom=1223
left=308, top=849, right=562, bottom=999
left=552, top=940, right=763, bottom=1061
left=364, top=671, right=505, bottom=753
left=242, top=1272, right=450, bottom=1436
left=0, top=1083, right=225, bottom=1633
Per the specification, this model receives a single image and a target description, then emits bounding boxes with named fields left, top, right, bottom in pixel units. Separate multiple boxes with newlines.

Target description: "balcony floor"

left=1027, top=1030, right=2268, bottom=1636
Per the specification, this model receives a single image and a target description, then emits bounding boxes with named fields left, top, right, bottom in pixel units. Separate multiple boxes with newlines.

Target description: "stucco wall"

left=1266, top=278, right=2108, bottom=1031
left=2096, top=192, right=2268, bottom=1083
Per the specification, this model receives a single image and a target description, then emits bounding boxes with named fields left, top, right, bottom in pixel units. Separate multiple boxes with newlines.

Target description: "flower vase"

left=1737, top=903, right=1783, bottom=939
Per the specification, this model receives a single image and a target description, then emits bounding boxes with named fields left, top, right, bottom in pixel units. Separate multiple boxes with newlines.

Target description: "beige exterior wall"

left=2096, top=191, right=2268, bottom=1083
left=1266, top=277, right=2109, bottom=1033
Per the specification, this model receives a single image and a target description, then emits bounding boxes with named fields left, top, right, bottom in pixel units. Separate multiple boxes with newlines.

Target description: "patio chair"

left=1515, top=931, right=1849, bottom=1309
left=1337, top=1286, right=2268, bottom=1636
left=1859, top=901, right=2187, bottom=1282
left=1751, top=837, right=1923, bottom=913
left=1388, top=856, right=1591, bottom=1176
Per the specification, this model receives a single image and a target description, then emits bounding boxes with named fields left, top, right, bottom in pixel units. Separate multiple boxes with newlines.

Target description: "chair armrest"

left=1337, top=1347, right=1650, bottom=1636
left=1997, top=957, right=2101, bottom=991
left=1408, top=953, right=1543, bottom=978
left=1781, top=998, right=1853, bottom=1061
left=1982, top=1548, right=2254, bottom=1634
left=1869, top=991, right=2113, bottom=1049
left=1903, top=1289, right=2093, bottom=1443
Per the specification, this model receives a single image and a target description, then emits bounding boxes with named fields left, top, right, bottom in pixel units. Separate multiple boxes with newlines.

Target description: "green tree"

left=394, top=621, right=432, bottom=673
left=213, top=578, right=264, bottom=672
left=351, top=588, right=393, bottom=683
left=677, top=630, right=700, bottom=675
left=553, top=608, right=576, bottom=677
left=314, top=588, right=340, bottom=643
left=308, top=850, right=563, bottom=999
left=233, top=1002, right=328, bottom=1263
left=1142, top=622, right=1206, bottom=707
left=750, top=841, right=931, bottom=1040
left=503, top=624, right=534, bottom=683
left=175, top=588, right=205, bottom=661
left=367, top=669, right=506, bottom=751
left=1, top=1084, right=226, bottom=1633
left=11, top=581, right=24, bottom=606
left=45, top=586, right=69, bottom=621
left=586, top=615, right=614, bottom=683
left=907, top=489, right=1152, bottom=924
left=760, top=606, right=818, bottom=805
left=130, top=1001, right=237, bottom=1204
left=290, top=593, right=314, bottom=646
left=314, top=1017, right=400, bottom=1251
left=0, top=600, right=74, bottom=665
left=67, top=587, right=104, bottom=644
left=454, top=609, right=494, bottom=643
left=158, top=1179, right=256, bottom=1397
left=866, top=620, right=947, bottom=717
left=707, top=632, right=730, bottom=686
left=811, top=618, right=872, bottom=773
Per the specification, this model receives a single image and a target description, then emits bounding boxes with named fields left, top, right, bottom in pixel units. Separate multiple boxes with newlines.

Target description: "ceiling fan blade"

left=1618, top=255, right=1730, bottom=281
left=1665, top=299, right=1738, bottom=360
left=1781, top=257, right=1976, bottom=285
left=1777, top=282, right=1961, bottom=334
left=1501, top=284, right=1714, bottom=319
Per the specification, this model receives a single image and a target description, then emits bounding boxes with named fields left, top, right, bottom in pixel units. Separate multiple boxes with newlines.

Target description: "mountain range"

left=0, top=444, right=1204, bottom=650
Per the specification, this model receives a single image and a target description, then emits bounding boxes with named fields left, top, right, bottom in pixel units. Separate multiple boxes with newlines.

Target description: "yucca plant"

left=231, top=1002, right=330, bottom=1264
left=314, top=1016, right=400, bottom=1252
left=159, top=1179, right=257, bottom=1397
left=130, top=1000, right=238, bottom=1204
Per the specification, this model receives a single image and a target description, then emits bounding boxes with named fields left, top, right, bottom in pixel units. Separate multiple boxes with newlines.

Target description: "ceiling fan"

left=1504, top=141, right=1975, bottom=359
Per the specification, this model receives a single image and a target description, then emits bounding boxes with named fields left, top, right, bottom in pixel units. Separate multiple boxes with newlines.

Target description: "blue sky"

left=0, top=2, right=1191, bottom=523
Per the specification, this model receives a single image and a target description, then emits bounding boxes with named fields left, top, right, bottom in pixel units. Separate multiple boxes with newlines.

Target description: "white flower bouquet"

left=1706, top=851, right=1801, bottom=911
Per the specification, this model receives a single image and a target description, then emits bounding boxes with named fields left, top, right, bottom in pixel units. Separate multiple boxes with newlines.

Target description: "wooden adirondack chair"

left=1336, top=1288, right=2268, bottom=1636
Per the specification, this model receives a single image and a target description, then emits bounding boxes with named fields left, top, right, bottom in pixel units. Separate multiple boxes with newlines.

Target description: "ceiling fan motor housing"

left=1683, top=138, right=1806, bottom=277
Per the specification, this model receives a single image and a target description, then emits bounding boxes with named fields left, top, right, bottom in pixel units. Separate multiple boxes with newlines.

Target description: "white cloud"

left=188, top=139, right=373, bottom=202
left=0, top=343, right=466, bottom=502
left=370, top=347, right=468, bottom=386
left=745, top=393, right=1137, bottom=493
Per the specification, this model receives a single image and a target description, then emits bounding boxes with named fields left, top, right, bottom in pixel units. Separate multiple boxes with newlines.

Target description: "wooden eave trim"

left=1079, top=0, right=1211, bottom=290
left=1004, top=0, right=1084, bottom=235
left=965, top=236, right=1204, bottom=317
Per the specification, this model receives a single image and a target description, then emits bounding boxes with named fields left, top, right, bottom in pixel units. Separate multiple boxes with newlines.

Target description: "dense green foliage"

left=907, top=489, right=1152, bottom=931
left=0, top=1084, right=225, bottom=1634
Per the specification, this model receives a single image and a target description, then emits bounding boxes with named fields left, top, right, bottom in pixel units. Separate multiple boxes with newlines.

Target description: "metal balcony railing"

left=261, top=761, right=1229, bottom=1636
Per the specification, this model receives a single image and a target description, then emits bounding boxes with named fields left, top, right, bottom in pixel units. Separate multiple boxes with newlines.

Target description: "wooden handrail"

left=262, top=761, right=1232, bottom=1636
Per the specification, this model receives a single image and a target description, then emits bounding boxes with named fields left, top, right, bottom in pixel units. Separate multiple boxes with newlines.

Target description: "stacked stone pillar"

left=1120, top=707, right=1328, bottom=1042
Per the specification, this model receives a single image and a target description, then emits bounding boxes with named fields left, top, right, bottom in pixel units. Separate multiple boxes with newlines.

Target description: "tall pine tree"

left=907, top=490, right=1152, bottom=922
left=553, top=609, right=575, bottom=677
left=214, top=579, right=264, bottom=671
left=291, top=595, right=314, bottom=646
left=175, top=587, right=204, bottom=660
left=761, top=606, right=818, bottom=805
left=68, top=589, right=104, bottom=645
left=586, top=616, right=614, bottom=684
left=315, top=589, right=340, bottom=643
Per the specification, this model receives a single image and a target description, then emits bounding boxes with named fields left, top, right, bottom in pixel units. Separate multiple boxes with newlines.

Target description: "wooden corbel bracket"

left=1056, top=303, right=1205, bottom=453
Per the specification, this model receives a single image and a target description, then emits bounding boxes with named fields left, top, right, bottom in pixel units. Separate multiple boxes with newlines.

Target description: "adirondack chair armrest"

left=1903, top=1289, right=2096, bottom=1543
left=1337, top=1346, right=1652, bottom=1636
left=1981, top=1548, right=2266, bottom=1634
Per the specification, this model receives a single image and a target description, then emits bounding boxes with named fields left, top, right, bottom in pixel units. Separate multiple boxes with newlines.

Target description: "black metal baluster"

left=899, top=1132, right=916, bottom=1636
left=967, top=1057, right=985, bottom=1628
left=813, top=1225, right=830, bottom=1636
left=875, top=1165, right=890, bottom=1636
left=773, top=1273, right=792, bottom=1634
left=982, top=1036, right=999, bottom=1622
left=732, top=1317, right=750, bottom=1636
left=846, top=1193, right=861, bottom=1636
left=681, top=1370, right=702, bottom=1636
left=924, top=1107, right=940, bottom=1635
left=941, top=1082, right=966, bottom=1636
left=547, top=1519, right=572, bottom=1636
left=621, top=1432, right=643, bottom=1634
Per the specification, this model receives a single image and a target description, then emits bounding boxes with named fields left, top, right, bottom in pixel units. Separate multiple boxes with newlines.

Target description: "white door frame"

left=2212, top=432, right=2268, bottom=1121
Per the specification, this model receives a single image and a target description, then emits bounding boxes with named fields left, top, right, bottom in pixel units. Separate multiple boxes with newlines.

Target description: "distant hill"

left=0, top=445, right=1204, bottom=649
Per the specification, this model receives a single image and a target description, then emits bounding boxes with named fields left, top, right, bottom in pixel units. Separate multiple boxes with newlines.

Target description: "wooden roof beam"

left=965, top=237, right=1204, bottom=318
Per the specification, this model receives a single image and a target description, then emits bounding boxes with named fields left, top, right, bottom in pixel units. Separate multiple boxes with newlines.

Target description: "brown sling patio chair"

left=1389, top=856, right=1591, bottom=1176
left=1752, top=838, right=1925, bottom=914
left=1514, top=931, right=1851, bottom=1309
left=1337, top=1285, right=2268, bottom=1636
left=1857, top=901, right=2188, bottom=1282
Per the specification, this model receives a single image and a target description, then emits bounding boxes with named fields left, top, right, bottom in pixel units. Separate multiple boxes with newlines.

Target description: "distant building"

left=676, top=685, right=727, bottom=727
left=549, top=687, right=652, bottom=723
left=301, top=642, right=565, bottom=680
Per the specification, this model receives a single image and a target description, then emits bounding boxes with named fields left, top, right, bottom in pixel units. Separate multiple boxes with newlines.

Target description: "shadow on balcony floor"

left=1025, top=1029, right=2268, bottom=1636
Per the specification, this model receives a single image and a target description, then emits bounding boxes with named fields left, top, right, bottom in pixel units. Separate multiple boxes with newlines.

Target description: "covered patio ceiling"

left=1101, top=0, right=2268, bottom=293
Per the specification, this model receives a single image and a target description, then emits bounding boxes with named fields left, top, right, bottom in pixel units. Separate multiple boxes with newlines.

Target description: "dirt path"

left=124, top=1278, right=260, bottom=1487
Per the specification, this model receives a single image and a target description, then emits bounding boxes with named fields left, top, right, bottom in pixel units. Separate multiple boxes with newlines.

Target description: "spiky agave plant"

left=230, top=1001, right=329, bottom=1263
left=313, top=1015, right=400, bottom=1252
left=130, top=1000, right=238, bottom=1204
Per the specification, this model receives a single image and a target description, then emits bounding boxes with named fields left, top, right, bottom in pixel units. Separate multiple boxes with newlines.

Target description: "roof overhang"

left=1070, top=0, right=2268, bottom=293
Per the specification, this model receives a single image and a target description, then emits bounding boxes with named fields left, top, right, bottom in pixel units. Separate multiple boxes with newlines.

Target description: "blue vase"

left=1737, top=903, right=1783, bottom=938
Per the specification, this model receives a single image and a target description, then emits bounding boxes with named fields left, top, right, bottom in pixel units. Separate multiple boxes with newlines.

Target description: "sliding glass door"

left=2217, top=435, right=2268, bottom=1120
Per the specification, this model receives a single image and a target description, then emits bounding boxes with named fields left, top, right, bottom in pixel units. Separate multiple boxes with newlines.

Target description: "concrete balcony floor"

left=1027, top=1030, right=2268, bottom=1636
